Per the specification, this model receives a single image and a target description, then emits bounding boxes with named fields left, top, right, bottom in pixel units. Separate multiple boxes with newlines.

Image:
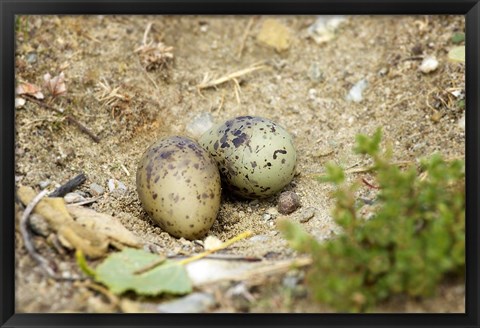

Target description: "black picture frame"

left=1, top=0, right=479, bottom=327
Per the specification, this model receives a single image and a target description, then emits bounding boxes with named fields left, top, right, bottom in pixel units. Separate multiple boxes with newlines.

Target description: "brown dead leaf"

left=17, top=186, right=71, bottom=229
left=16, top=82, right=44, bottom=100
left=18, top=186, right=108, bottom=258
left=67, top=205, right=142, bottom=247
left=57, top=223, right=109, bottom=259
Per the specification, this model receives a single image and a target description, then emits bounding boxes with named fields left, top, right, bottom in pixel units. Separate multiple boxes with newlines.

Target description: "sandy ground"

left=14, top=15, right=465, bottom=313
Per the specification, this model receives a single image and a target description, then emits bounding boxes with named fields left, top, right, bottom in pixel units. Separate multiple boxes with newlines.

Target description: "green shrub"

left=279, top=129, right=465, bottom=312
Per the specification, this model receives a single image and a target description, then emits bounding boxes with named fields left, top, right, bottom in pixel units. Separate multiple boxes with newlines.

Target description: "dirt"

left=14, top=15, right=465, bottom=313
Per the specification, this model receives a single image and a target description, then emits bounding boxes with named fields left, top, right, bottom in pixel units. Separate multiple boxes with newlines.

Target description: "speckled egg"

left=198, top=116, right=296, bottom=199
left=136, top=136, right=221, bottom=240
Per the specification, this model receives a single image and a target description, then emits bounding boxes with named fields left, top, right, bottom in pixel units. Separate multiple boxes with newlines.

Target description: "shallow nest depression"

left=14, top=15, right=465, bottom=313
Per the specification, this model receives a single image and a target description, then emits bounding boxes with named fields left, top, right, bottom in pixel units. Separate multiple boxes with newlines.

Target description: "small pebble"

left=203, top=235, right=222, bottom=250
left=278, top=191, right=301, bottom=214
left=26, top=52, right=38, bottom=63
left=108, top=178, right=127, bottom=193
left=262, top=213, right=272, bottom=222
left=346, top=79, right=368, bottom=103
left=89, top=182, right=105, bottom=196
left=419, top=56, right=439, bottom=73
left=28, top=213, right=51, bottom=237
left=298, top=207, right=316, bottom=223
left=38, top=180, right=51, bottom=189
left=64, top=192, right=86, bottom=204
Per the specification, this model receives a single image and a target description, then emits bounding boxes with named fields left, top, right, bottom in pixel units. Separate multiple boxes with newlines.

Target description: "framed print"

left=1, top=0, right=479, bottom=327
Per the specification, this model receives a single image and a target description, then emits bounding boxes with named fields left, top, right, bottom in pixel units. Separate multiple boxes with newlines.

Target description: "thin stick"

left=22, top=95, right=100, bottom=143
left=232, top=78, right=241, bottom=104
left=19, top=189, right=80, bottom=281
left=120, top=164, right=131, bottom=177
left=142, top=22, right=153, bottom=46
left=196, top=64, right=265, bottom=90
left=133, top=256, right=167, bottom=275
left=361, top=177, right=380, bottom=189
left=68, top=196, right=101, bottom=207
left=197, top=257, right=313, bottom=287
left=237, top=17, right=255, bottom=59
left=49, top=173, right=87, bottom=198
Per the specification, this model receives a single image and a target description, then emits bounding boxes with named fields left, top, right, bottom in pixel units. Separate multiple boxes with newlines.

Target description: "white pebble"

left=15, top=97, right=26, bottom=108
left=419, top=56, right=439, bottom=73
left=346, top=79, right=368, bottom=103
left=203, top=236, right=222, bottom=250
left=108, top=179, right=127, bottom=193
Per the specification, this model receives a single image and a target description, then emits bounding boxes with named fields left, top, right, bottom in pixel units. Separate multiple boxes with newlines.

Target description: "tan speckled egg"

left=199, top=116, right=297, bottom=199
left=136, top=136, right=221, bottom=240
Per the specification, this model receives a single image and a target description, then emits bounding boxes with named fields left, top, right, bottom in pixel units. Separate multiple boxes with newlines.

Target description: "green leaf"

left=451, top=32, right=465, bottom=44
left=94, top=248, right=192, bottom=295
left=448, top=46, right=465, bottom=63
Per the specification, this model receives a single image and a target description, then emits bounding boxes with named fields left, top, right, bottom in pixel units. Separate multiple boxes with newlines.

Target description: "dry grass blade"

left=196, top=63, right=266, bottom=90
left=94, top=79, right=128, bottom=106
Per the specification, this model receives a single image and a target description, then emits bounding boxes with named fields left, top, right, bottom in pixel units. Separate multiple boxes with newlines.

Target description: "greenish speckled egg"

left=198, top=116, right=297, bottom=199
left=136, top=136, right=221, bottom=240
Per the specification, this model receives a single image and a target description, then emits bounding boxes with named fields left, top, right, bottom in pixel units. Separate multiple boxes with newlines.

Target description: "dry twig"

left=22, top=95, right=100, bottom=143
left=49, top=173, right=87, bottom=198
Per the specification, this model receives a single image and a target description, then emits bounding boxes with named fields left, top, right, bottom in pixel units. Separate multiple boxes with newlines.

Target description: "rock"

left=419, top=56, right=439, bottom=73
left=38, top=180, right=51, bottom=189
left=346, top=79, right=368, bottom=103
left=157, top=292, right=216, bottom=313
left=15, top=97, right=26, bottom=108
left=278, top=191, right=301, bottom=214
left=28, top=213, right=51, bottom=237
left=298, top=207, right=316, bottom=223
left=307, top=15, right=347, bottom=44
left=256, top=18, right=292, bottom=52
left=64, top=192, right=86, bottom=204
left=89, top=182, right=105, bottom=196
left=203, top=235, right=222, bottom=250
left=108, top=179, right=127, bottom=194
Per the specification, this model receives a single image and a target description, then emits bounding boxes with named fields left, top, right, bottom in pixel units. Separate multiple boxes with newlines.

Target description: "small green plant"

left=279, top=129, right=465, bottom=312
